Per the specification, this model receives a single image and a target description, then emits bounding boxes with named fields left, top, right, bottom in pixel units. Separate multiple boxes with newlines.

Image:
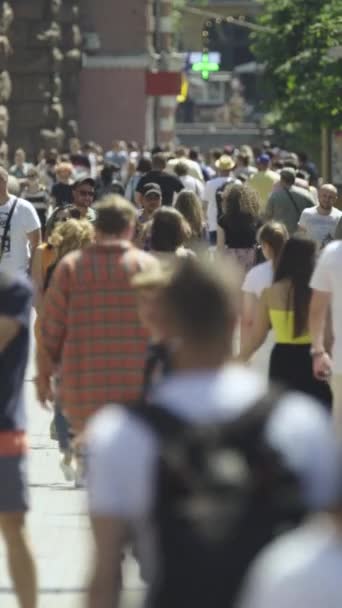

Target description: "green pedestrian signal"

left=192, top=53, right=220, bottom=80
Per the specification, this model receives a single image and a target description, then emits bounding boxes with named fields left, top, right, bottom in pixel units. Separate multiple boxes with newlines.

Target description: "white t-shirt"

left=242, top=261, right=274, bottom=374
left=242, top=260, right=273, bottom=298
left=310, top=241, right=342, bottom=373
left=238, top=517, right=342, bottom=608
left=299, top=206, right=342, bottom=248
left=0, top=196, right=41, bottom=275
left=87, top=366, right=339, bottom=578
left=166, top=157, right=204, bottom=182
left=203, top=176, right=237, bottom=232
left=179, top=175, right=204, bottom=199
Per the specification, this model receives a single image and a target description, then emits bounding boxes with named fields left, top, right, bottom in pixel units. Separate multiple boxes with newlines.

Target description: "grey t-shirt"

left=266, top=186, right=314, bottom=235
left=299, top=206, right=342, bottom=248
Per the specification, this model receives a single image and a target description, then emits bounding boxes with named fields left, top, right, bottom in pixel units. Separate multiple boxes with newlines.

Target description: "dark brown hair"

left=274, top=236, right=316, bottom=337
left=258, top=221, right=289, bottom=266
left=150, top=207, right=189, bottom=252
left=175, top=190, right=204, bottom=240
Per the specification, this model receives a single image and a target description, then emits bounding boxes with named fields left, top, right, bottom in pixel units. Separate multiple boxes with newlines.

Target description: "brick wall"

left=84, top=0, right=150, bottom=54
left=79, top=68, right=147, bottom=148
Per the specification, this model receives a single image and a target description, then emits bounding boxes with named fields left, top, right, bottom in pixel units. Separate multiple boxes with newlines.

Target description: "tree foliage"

left=252, top=0, right=342, bottom=131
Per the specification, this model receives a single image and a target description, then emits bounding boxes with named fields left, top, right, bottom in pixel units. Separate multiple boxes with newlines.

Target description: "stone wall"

left=8, top=0, right=82, bottom=159
left=0, top=1, right=14, bottom=167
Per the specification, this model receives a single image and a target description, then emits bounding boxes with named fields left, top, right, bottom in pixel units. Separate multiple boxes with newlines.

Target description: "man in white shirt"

left=310, top=240, right=342, bottom=436
left=0, top=167, right=41, bottom=276
left=86, top=257, right=339, bottom=608
left=203, top=155, right=238, bottom=244
left=299, top=184, right=341, bottom=248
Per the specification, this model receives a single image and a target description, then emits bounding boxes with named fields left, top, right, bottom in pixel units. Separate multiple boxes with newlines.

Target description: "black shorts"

left=0, top=455, right=29, bottom=512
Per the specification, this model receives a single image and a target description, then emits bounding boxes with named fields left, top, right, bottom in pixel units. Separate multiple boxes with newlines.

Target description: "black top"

left=0, top=273, right=32, bottom=432
left=136, top=171, right=183, bottom=206
left=51, top=182, right=73, bottom=207
left=218, top=214, right=261, bottom=248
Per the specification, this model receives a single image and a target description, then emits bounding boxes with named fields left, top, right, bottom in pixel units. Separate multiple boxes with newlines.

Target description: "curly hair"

left=49, top=219, right=94, bottom=261
left=221, top=183, right=260, bottom=218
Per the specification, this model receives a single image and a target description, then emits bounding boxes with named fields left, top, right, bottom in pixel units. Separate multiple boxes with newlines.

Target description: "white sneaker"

left=60, top=458, right=75, bottom=482
left=74, top=459, right=86, bottom=489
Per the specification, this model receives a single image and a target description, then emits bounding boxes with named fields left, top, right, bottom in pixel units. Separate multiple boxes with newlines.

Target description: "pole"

left=154, top=0, right=162, bottom=146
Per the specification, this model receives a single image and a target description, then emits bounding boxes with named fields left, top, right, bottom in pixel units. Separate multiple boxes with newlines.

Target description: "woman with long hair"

left=217, top=183, right=261, bottom=274
left=174, top=190, right=207, bottom=247
left=240, top=236, right=332, bottom=406
left=240, top=222, right=289, bottom=371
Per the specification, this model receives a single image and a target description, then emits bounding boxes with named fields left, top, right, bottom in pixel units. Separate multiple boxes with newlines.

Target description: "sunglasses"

left=78, top=189, right=95, bottom=197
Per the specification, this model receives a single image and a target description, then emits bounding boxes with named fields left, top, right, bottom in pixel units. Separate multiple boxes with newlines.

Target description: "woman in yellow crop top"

left=240, top=236, right=332, bottom=408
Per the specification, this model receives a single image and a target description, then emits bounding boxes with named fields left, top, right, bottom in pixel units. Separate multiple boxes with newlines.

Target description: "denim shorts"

left=0, top=455, right=29, bottom=512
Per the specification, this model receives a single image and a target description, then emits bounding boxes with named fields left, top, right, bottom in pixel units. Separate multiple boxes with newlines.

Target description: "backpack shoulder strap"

left=0, top=198, right=18, bottom=261
left=218, top=384, right=284, bottom=450
left=130, top=402, right=189, bottom=443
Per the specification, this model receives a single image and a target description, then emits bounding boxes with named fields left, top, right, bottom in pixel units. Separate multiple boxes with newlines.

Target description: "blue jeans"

left=54, top=405, right=72, bottom=452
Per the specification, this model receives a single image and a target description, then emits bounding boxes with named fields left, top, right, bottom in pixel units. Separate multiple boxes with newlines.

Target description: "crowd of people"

left=1, top=136, right=342, bottom=608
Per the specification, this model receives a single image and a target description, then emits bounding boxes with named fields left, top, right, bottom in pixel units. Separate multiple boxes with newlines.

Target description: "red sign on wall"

left=145, top=71, right=182, bottom=96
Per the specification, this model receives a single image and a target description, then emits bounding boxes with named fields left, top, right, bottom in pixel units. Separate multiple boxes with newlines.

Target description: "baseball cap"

left=257, top=153, right=271, bottom=164
left=142, top=182, right=162, bottom=198
left=280, top=167, right=297, bottom=181
left=72, top=175, right=96, bottom=189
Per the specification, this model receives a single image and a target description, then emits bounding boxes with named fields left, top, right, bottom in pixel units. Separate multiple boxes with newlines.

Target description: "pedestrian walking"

left=310, top=239, right=342, bottom=435
left=217, top=183, right=262, bottom=274
left=0, top=167, right=41, bottom=277
left=240, top=237, right=332, bottom=407
left=299, top=183, right=341, bottom=248
left=241, top=221, right=288, bottom=371
left=0, top=272, right=37, bottom=608
left=265, top=168, right=314, bottom=235
left=36, top=195, right=156, bottom=442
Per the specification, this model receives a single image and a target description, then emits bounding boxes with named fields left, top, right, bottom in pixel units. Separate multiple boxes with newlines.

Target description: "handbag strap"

left=284, top=188, right=301, bottom=219
left=0, top=198, right=18, bottom=262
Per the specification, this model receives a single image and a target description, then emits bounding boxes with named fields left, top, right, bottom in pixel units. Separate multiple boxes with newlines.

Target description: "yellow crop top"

left=269, top=309, right=311, bottom=345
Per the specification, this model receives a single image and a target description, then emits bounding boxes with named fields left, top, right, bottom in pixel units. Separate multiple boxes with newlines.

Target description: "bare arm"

left=88, top=516, right=127, bottom=608
left=309, top=290, right=331, bottom=352
left=0, top=316, right=20, bottom=353
left=27, top=228, right=42, bottom=272
left=239, top=292, right=270, bottom=361
left=217, top=225, right=225, bottom=252
left=31, top=247, right=43, bottom=311
left=240, top=292, right=258, bottom=352
left=309, top=290, right=332, bottom=379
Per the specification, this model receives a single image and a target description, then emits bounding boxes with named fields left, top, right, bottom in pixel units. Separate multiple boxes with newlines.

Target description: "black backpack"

left=132, top=391, right=307, bottom=608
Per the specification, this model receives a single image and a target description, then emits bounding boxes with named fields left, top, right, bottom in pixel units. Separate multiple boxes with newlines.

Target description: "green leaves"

left=253, top=0, right=342, bottom=131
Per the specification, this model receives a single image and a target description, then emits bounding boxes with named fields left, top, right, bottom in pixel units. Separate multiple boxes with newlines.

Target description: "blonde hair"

left=175, top=190, right=204, bottom=239
left=49, top=219, right=94, bottom=261
left=56, top=162, right=73, bottom=176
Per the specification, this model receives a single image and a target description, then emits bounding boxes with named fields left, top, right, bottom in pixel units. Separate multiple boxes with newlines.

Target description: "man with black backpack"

left=86, top=257, right=339, bottom=608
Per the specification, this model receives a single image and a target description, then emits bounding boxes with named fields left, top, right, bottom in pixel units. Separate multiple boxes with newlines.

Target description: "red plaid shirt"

left=40, top=241, right=155, bottom=431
